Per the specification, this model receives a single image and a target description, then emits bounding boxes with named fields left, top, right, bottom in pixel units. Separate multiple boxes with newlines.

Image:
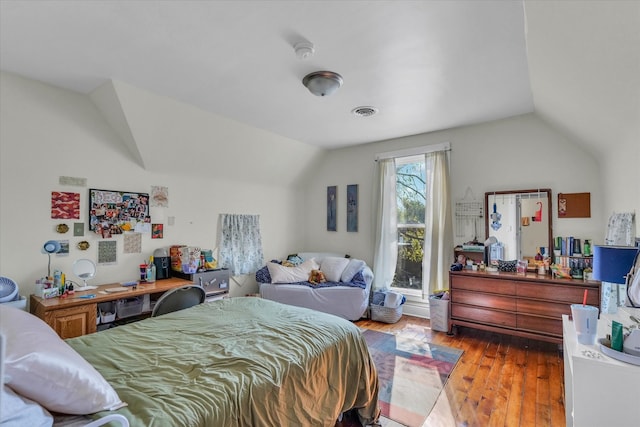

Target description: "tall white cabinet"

left=563, top=305, right=640, bottom=427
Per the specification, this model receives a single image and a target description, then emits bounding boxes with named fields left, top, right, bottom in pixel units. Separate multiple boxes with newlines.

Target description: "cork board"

left=558, top=192, right=591, bottom=218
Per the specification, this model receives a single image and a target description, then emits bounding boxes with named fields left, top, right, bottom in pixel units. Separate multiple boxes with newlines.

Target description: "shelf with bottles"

left=553, top=236, right=593, bottom=258
left=554, top=255, right=593, bottom=280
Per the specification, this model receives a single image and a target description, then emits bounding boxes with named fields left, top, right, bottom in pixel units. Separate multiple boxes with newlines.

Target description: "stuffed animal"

left=308, top=269, right=326, bottom=285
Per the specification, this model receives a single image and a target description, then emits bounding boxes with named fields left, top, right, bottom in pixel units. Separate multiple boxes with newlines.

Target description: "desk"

left=563, top=306, right=640, bottom=426
left=30, top=278, right=192, bottom=339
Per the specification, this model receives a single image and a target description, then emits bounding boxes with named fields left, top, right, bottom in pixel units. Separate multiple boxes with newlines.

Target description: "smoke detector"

left=294, top=42, right=315, bottom=60
left=352, top=106, right=379, bottom=117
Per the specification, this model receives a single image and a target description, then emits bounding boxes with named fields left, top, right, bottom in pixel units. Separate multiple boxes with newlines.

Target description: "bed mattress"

left=66, top=297, right=379, bottom=427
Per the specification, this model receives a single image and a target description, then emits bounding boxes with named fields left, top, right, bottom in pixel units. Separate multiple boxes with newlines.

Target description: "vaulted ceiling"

left=1, top=1, right=638, bottom=155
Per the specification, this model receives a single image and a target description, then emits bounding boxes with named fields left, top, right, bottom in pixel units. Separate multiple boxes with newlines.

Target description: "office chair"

left=151, top=285, right=206, bottom=317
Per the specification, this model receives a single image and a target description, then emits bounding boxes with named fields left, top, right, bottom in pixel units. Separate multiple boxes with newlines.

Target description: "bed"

left=257, top=252, right=373, bottom=321
left=0, top=298, right=379, bottom=427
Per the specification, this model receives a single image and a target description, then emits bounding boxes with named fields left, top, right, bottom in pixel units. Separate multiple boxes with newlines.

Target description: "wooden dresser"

left=449, top=270, right=601, bottom=343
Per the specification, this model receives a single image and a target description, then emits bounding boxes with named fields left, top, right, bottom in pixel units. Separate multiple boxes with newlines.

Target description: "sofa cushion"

left=340, top=259, right=366, bottom=282
left=267, top=258, right=319, bottom=283
left=320, top=257, right=350, bottom=282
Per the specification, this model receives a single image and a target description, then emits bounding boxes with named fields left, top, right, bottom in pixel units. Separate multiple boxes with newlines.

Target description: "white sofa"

left=257, top=252, right=373, bottom=321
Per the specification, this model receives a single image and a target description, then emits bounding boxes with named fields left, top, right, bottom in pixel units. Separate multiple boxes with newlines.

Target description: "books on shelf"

left=461, top=245, right=484, bottom=252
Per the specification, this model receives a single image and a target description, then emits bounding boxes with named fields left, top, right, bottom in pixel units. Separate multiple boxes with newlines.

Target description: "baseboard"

left=402, top=300, right=429, bottom=318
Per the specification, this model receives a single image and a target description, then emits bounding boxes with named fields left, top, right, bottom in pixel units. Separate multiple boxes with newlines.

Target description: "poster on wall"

left=97, top=240, right=117, bottom=265
left=150, top=186, right=169, bottom=207
left=327, top=186, right=337, bottom=231
left=152, top=224, right=164, bottom=239
left=51, top=191, right=80, bottom=219
left=89, top=188, right=150, bottom=238
left=347, top=184, right=358, bottom=232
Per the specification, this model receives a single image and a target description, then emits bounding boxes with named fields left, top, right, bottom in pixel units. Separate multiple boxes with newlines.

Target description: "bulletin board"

left=558, top=192, right=591, bottom=218
left=89, top=188, right=150, bottom=237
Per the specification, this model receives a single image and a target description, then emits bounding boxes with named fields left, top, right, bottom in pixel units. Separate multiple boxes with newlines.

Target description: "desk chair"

left=151, top=285, right=206, bottom=317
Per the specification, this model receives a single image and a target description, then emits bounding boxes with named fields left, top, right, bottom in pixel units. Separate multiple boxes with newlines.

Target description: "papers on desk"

left=104, top=287, right=130, bottom=293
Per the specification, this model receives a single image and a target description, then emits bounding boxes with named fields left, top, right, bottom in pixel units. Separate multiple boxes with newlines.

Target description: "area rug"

left=362, top=329, right=463, bottom=427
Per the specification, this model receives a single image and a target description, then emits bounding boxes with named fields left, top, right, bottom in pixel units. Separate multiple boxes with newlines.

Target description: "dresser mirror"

left=485, top=189, right=553, bottom=261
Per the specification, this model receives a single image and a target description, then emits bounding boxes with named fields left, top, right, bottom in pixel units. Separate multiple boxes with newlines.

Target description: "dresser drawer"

left=452, top=289, right=516, bottom=311
left=517, top=314, right=562, bottom=337
left=450, top=275, right=516, bottom=295
left=517, top=299, right=571, bottom=319
left=516, top=282, right=599, bottom=304
left=451, top=304, right=516, bottom=328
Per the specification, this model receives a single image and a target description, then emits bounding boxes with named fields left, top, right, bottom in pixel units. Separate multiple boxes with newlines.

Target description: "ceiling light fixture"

left=302, top=71, right=343, bottom=97
left=352, top=106, right=378, bottom=117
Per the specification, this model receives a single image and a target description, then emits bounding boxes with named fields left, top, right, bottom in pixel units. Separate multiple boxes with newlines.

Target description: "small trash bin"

left=429, top=293, right=450, bottom=332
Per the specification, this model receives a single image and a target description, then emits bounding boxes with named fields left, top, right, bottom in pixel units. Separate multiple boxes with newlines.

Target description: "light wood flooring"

left=350, top=315, right=566, bottom=427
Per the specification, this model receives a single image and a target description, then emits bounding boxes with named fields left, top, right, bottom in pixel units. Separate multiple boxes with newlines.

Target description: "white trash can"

left=429, top=294, right=450, bottom=332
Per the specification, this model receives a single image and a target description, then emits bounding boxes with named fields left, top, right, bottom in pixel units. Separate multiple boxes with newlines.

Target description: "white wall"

left=302, top=113, right=604, bottom=266
left=0, top=72, right=316, bottom=298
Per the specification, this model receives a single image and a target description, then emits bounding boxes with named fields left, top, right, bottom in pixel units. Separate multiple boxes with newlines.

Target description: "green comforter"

left=67, top=297, right=379, bottom=426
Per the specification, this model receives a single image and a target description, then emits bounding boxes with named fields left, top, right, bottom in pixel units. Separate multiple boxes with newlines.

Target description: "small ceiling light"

left=302, top=71, right=343, bottom=97
left=294, top=42, right=315, bottom=60
left=352, top=106, right=378, bottom=117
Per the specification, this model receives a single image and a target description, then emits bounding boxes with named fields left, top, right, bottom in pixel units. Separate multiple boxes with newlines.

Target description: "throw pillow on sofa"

left=340, top=259, right=366, bottom=282
left=320, top=257, right=350, bottom=282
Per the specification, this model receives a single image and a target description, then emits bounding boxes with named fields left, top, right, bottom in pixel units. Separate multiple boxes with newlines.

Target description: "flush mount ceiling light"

left=302, top=71, right=343, bottom=97
left=352, top=106, right=378, bottom=117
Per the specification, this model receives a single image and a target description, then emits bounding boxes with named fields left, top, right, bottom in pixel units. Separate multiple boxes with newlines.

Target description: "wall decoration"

left=73, top=222, right=84, bottom=236
left=51, top=191, right=80, bottom=219
left=56, top=223, right=69, bottom=233
left=124, top=233, right=142, bottom=254
left=89, top=188, right=150, bottom=237
left=56, top=240, right=69, bottom=256
left=97, top=240, right=117, bottom=265
left=327, top=186, right=337, bottom=232
left=151, top=185, right=169, bottom=207
left=347, top=184, right=358, bottom=232
left=558, top=192, right=591, bottom=218
left=152, top=223, right=164, bottom=239
left=77, top=241, right=90, bottom=251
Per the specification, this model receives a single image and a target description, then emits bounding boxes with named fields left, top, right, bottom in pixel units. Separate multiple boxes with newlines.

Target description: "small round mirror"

left=73, top=258, right=97, bottom=291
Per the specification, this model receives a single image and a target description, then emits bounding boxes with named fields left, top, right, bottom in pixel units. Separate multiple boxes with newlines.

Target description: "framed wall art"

left=327, top=186, right=337, bottom=232
left=89, top=188, right=150, bottom=238
left=347, top=184, right=358, bottom=232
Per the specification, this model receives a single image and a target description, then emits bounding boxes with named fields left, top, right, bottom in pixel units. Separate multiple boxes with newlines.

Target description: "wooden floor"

left=345, top=315, right=566, bottom=427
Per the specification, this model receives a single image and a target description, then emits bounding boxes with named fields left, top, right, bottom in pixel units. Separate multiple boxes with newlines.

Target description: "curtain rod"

left=374, top=142, right=451, bottom=161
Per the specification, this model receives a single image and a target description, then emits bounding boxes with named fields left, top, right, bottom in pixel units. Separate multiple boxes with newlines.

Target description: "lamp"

left=592, top=245, right=639, bottom=312
left=42, top=240, right=61, bottom=278
left=302, top=71, right=343, bottom=96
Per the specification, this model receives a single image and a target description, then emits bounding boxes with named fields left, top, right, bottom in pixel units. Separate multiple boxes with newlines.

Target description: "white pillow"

left=1, top=385, right=53, bottom=427
left=320, top=257, right=351, bottom=282
left=341, top=259, right=366, bottom=282
left=267, top=258, right=319, bottom=283
left=0, top=305, right=126, bottom=415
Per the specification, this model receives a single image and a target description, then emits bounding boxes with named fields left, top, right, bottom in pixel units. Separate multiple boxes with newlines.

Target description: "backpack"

left=627, top=250, right=640, bottom=307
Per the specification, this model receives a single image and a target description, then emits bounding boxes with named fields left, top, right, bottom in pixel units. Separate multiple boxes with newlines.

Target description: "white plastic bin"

left=429, top=295, right=450, bottom=332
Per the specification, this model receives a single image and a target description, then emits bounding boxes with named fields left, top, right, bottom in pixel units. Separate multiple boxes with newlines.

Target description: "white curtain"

left=372, top=158, right=397, bottom=290
left=421, top=150, right=453, bottom=298
left=219, top=214, right=264, bottom=276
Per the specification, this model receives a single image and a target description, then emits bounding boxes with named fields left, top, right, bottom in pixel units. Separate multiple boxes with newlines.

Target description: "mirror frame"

left=72, top=258, right=96, bottom=280
left=485, top=189, right=553, bottom=261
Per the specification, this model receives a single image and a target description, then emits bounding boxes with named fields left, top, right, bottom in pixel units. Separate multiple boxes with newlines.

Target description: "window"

left=373, top=143, right=452, bottom=300
left=394, top=155, right=426, bottom=293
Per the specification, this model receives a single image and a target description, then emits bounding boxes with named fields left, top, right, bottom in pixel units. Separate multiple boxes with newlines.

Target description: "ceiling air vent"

left=351, top=106, right=378, bottom=117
